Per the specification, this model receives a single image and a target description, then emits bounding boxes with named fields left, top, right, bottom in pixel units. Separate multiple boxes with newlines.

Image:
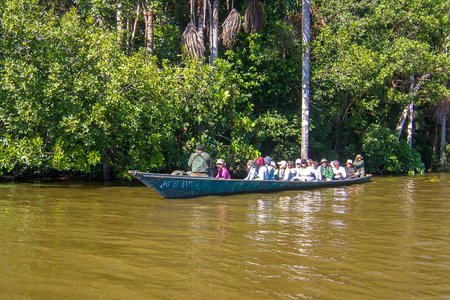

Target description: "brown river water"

left=0, top=173, right=449, bottom=299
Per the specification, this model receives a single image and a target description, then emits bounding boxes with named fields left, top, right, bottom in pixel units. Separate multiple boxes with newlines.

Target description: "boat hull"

left=130, top=171, right=372, bottom=199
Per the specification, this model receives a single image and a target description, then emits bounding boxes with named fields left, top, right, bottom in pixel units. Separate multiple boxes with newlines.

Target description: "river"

left=0, top=173, right=449, bottom=299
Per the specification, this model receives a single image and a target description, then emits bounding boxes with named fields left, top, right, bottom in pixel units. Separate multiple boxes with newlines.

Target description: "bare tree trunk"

left=143, top=2, right=154, bottom=54
left=116, top=2, right=125, bottom=48
left=301, top=0, right=311, bottom=159
left=116, top=2, right=123, bottom=31
left=210, top=0, right=219, bottom=64
left=396, top=105, right=409, bottom=139
left=125, top=20, right=131, bottom=51
left=407, top=100, right=414, bottom=148
left=397, top=74, right=432, bottom=141
left=130, top=2, right=141, bottom=51
left=197, top=0, right=204, bottom=45
left=226, top=0, right=231, bottom=10
left=406, top=75, right=416, bottom=148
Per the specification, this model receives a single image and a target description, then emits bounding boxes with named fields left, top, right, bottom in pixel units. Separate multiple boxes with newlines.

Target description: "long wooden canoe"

left=129, top=171, right=372, bottom=199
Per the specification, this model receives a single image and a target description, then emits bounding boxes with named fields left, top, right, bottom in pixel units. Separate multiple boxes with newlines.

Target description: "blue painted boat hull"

left=129, top=171, right=372, bottom=199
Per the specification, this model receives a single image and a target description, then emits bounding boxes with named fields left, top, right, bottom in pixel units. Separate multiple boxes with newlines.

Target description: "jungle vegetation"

left=0, top=0, right=449, bottom=179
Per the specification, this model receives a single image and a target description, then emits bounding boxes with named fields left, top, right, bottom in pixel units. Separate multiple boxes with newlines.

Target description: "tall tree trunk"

left=226, top=0, right=234, bottom=10
left=116, top=2, right=125, bottom=48
left=397, top=74, right=431, bottom=141
left=116, top=2, right=123, bottom=31
left=406, top=75, right=416, bottom=148
left=143, top=2, right=154, bottom=54
left=244, top=0, right=266, bottom=33
left=396, top=105, right=409, bottom=139
left=130, top=2, right=140, bottom=51
left=301, top=0, right=311, bottom=159
left=210, top=0, right=219, bottom=64
left=125, top=20, right=131, bottom=51
left=407, top=100, right=414, bottom=148
left=197, top=0, right=205, bottom=45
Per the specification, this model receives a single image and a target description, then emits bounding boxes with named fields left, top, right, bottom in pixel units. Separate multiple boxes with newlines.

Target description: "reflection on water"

left=1, top=174, right=450, bottom=299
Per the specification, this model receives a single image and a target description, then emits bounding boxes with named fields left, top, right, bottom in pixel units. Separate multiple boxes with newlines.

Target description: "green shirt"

left=320, top=166, right=334, bottom=180
left=188, top=151, right=211, bottom=174
left=353, top=160, right=365, bottom=177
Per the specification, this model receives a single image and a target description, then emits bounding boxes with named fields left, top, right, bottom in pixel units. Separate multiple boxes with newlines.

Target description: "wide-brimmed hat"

left=216, top=158, right=224, bottom=165
left=264, top=156, right=272, bottom=164
left=346, top=159, right=353, bottom=164
left=320, top=158, right=328, bottom=164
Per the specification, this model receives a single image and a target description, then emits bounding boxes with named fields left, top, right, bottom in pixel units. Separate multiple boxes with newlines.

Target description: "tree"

left=301, top=0, right=311, bottom=158
left=210, top=0, right=219, bottom=64
left=1, top=0, right=448, bottom=178
left=142, top=1, right=155, bottom=54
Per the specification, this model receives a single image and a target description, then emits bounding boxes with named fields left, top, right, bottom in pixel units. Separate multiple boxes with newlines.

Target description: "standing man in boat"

left=188, top=144, right=211, bottom=177
left=353, top=154, right=365, bottom=177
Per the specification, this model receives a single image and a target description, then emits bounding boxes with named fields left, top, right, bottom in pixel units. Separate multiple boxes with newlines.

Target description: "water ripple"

left=0, top=175, right=449, bottom=299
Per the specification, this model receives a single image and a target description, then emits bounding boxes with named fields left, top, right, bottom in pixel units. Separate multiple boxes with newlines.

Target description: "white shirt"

left=256, top=165, right=268, bottom=180
left=244, top=167, right=258, bottom=180
left=283, top=168, right=296, bottom=180
left=292, top=166, right=315, bottom=181
left=332, top=166, right=347, bottom=179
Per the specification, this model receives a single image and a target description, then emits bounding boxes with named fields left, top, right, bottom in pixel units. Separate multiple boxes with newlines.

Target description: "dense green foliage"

left=0, top=0, right=449, bottom=178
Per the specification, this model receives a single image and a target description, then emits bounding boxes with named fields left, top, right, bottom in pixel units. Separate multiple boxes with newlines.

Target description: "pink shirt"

left=215, top=167, right=231, bottom=179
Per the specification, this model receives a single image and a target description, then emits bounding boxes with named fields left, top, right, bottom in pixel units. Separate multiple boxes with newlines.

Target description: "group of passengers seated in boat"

left=243, top=155, right=365, bottom=181
left=187, top=144, right=365, bottom=180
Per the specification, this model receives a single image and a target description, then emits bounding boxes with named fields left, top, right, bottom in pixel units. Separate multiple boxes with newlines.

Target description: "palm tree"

left=182, top=0, right=205, bottom=58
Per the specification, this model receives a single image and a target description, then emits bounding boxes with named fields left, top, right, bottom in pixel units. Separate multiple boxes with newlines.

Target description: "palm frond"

left=221, top=8, right=241, bottom=48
